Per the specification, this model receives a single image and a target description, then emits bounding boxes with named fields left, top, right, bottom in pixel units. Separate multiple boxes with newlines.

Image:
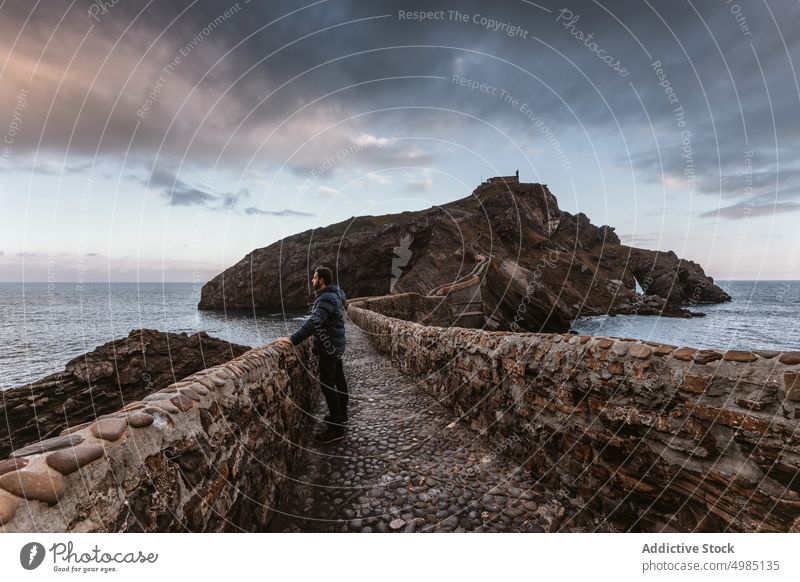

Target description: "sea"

left=0, top=280, right=798, bottom=390
left=571, top=280, right=800, bottom=353
left=0, top=282, right=307, bottom=390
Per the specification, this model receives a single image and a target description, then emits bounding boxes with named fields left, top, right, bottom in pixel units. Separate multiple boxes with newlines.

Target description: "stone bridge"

left=2, top=292, right=800, bottom=532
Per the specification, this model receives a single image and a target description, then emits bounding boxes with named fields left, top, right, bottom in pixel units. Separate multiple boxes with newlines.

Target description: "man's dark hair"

left=314, top=266, right=334, bottom=286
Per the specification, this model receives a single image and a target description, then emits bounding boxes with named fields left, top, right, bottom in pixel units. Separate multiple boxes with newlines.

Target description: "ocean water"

left=1, top=280, right=798, bottom=391
left=570, top=280, right=800, bottom=352
left=0, top=283, right=306, bottom=390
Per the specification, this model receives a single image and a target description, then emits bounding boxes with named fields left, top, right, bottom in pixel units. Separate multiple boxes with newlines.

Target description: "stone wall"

left=347, top=295, right=800, bottom=532
left=0, top=342, right=317, bottom=532
left=347, top=293, right=454, bottom=327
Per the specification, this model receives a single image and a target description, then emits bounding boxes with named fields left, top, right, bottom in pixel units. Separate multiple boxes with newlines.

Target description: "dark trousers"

left=318, top=354, right=348, bottom=425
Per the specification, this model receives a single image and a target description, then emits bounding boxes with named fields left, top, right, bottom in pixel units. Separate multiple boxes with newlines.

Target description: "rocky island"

left=0, top=329, right=248, bottom=458
left=199, top=177, right=730, bottom=331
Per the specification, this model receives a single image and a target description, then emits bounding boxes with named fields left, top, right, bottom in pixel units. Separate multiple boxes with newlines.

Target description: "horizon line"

left=3, top=279, right=800, bottom=284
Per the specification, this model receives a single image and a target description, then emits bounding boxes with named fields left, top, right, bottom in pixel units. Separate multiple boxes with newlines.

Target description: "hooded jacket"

left=289, top=284, right=347, bottom=356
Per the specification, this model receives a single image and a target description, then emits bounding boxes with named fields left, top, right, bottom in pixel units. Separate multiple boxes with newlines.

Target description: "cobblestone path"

left=267, top=322, right=609, bottom=533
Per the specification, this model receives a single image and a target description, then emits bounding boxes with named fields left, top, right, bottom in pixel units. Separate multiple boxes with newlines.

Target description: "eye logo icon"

left=20, top=542, right=46, bottom=570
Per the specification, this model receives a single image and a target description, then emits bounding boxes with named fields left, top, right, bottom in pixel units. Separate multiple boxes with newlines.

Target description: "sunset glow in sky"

left=1, top=0, right=799, bottom=282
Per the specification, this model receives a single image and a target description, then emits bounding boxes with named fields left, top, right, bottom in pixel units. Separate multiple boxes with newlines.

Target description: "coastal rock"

left=199, top=181, right=729, bottom=332
left=622, top=248, right=731, bottom=305
left=1, top=329, right=248, bottom=458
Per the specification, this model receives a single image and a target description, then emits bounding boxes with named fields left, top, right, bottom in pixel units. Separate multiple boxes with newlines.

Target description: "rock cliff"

left=199, top=180, right=730, bottom=332
left=0, top=329, right=249, bottom=458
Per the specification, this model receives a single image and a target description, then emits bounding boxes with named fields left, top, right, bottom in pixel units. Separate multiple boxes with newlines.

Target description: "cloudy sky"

left=0, top=0, right=798, bottom=281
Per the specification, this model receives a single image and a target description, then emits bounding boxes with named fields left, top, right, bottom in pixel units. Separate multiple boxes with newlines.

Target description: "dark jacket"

left=290, top=284, right=347, bottom=356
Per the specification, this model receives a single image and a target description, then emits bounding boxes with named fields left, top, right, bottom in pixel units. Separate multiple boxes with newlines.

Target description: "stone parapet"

left=347, top=293, right=454, bottom=326
left=0, top=342, right=316, bottom=532
left=348, top=295, right=800, bottom=532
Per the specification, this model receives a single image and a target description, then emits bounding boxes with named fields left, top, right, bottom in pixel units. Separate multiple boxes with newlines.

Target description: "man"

left=278, top=266, right=348, bottom=443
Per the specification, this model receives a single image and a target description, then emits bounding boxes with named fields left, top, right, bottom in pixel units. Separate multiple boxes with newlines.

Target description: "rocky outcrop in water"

left=0, top=329, right=249, bottom=458
left=199, top=179, right=730, bottom=332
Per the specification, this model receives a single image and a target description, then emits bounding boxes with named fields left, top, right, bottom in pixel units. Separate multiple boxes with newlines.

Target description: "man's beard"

left=313, top=279, right=322, bottom=291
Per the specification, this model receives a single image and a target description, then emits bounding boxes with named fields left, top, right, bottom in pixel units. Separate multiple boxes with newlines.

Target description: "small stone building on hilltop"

left=484, top=170, right=519, bottom=185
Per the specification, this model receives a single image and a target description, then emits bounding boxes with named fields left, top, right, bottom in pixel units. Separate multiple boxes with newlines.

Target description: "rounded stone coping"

left=0, top=339, right=307, bottom=531
left=347, top=300, right=799, bottom=407
left=347, top=301, right=796, bottom=369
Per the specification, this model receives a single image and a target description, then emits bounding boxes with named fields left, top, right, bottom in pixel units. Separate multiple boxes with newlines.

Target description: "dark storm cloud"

left=145, top=165, right=304, bottom=215
left=144, top=166, right=249, bottom=210
left=162, top=186, right=216, bottom=207
left=1, top=0, right=799, bottom=215
left=18, top=160, right=95, bottom=175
